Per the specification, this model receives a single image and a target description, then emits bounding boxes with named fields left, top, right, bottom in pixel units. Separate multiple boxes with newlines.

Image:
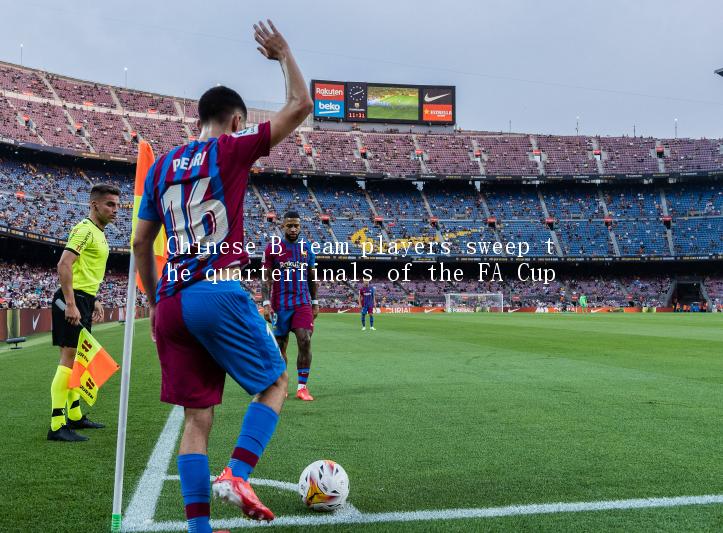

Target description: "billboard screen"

left=367, top=85, right=419, bottom=121
left=311, top=80, right=455, bottom=125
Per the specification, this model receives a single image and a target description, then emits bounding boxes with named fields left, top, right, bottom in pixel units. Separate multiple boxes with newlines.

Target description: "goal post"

left=444, top=292, right=504, bottom=313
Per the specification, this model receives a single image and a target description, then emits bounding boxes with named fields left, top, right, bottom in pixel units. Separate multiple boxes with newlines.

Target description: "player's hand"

left=312, top=304, right=319, bottom=319
left=65, top=302, right=81, bottom=326
left=263, top=304, right=273, bottom=323
left=149, top=305, right=157, bottom=343
left=254, top=20, right=289, bottom=61
left=92, top=300, right=104, bottom=323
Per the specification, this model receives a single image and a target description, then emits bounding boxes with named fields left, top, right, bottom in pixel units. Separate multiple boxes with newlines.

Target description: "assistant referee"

left=48, top=183, right=120, bottom=442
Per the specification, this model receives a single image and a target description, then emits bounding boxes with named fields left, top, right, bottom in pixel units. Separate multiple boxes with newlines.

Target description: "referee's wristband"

left=262, top=300, right=271, bottom=307
left=312, top=300, right=319, bottom=305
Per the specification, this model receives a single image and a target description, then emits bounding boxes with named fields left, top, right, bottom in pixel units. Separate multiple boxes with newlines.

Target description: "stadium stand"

left=536, top=135, right=597, bottom=175
left=416, top=134, right=480, bottom=175
left=47, top=74, right=116, bottom=108
left=598, top=137, right=660, bottom=174
left=307, top=131, right=366, bottom=172
left=1, top=259, right=691, bottom=310
left=474, top=135, right=538, bottom=175
left=1, top=61, right=722, bottom=312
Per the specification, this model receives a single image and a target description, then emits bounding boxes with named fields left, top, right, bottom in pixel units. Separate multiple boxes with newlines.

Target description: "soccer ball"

left=298, top=460, right=349, bottom=511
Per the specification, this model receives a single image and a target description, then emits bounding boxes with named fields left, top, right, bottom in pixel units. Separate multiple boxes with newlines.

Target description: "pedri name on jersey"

left=172, top=151, right=207, bottom=172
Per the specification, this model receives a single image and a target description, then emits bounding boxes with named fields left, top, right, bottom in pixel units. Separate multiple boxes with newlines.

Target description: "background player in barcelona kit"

left=133, top=20, right=313, bottom=530
left=359, top=279, right=376, bottom=330
left=262, top=211, right=319, bottom=401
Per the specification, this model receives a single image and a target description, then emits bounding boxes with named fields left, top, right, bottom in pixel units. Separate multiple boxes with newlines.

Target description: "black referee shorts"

left=51, top=288, right=95, bottom=348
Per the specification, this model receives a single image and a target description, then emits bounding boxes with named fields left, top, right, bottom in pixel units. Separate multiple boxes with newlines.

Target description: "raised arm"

left=254, top=20, right=313, bottom=147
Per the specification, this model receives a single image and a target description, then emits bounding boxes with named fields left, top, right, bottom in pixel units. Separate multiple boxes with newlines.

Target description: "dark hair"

left=90, top=183, right=121, bottom=200
left=198, top=86, right=247, bottom=125
left=283, top=210, right=301, bottom=220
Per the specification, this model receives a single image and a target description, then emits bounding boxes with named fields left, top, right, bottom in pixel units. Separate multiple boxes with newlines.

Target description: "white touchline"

left=124, top=406, right=723, bottom=532
left=123, top=494, right=723, bottom=531
left=125, top=405, right=184, bottom=528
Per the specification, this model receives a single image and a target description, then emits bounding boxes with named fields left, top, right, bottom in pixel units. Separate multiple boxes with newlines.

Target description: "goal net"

left=444, top=293, right=504, bottom=313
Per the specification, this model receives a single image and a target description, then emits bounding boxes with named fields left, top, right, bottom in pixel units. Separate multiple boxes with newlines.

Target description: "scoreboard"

left=311, top=80, right=455, bottom=125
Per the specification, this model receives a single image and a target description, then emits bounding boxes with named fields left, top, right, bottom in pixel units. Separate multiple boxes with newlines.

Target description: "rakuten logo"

left=316, top=87, right=343, bottom=98
left=314, top=83, right=345, bottom=101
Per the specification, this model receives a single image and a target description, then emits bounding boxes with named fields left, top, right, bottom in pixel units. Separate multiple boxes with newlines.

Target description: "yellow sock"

left=50, top=366, right=72, bottom=431
left=67, top=389, right=83, bottom=422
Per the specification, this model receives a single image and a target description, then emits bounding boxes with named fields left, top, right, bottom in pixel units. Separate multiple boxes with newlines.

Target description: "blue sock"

left=228, top=402, right=279, bottom=480
left=361, top=314, right=366, bottom=326
left=178, top=454, right=211, bottom=533
left=298, top=367, right=310, bottom=386
left=370, top=315, right=374, bottom=327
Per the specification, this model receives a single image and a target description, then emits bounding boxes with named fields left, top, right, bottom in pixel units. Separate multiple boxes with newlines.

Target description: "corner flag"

left=112, top=139, right=164, bottom=532
left=130, top=140, right=166, bottom=294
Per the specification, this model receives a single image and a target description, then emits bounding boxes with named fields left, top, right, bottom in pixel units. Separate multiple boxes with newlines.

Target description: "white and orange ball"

left=298, top=460, right=349, bottom=511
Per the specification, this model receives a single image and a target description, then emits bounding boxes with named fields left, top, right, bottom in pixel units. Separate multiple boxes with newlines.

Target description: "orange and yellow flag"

left=69, top=329, right=120, bottom=406
left=130, top=140, right=166, bottom=294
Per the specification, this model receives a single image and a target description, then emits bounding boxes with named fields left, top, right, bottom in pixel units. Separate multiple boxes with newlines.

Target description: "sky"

left=2, top=0, right=723, bottom=138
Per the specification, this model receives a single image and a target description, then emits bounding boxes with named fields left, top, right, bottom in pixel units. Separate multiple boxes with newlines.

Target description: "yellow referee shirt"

left=64, top=218, right=109, bottom=296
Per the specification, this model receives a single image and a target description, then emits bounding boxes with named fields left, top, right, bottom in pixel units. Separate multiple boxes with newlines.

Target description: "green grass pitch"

left=367, top=94, right=418, bottom=121
left=2, top=313, right=722, bottom=532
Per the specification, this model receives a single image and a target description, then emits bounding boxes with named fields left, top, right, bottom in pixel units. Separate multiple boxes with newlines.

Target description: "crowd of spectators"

left=1, top=152, right=722, bottom=257
left=0, top=261, right=146, bottom=309
left=2, top=258, right=700, bottom=310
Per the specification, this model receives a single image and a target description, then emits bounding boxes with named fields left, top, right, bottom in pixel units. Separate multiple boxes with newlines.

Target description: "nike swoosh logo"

left=32, top=314, right=40, bottom=330
left=337, top=309, right=349, bottom=314
left=424, top=93, right=450, bottom=103
left=424, top=309, right=435, bottom=314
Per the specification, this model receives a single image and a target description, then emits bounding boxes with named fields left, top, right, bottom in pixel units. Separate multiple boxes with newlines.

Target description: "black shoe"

left=47, top=425, right=89, bottom=442
left=67, top=415, right=105, bottom=430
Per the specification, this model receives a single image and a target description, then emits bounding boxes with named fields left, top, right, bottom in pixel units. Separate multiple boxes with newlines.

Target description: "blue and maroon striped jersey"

left=262, top=239, right=316, bottom=311
left=137, top=122, right=270, bottom=301
left=360, top=285, right=375, bottom=308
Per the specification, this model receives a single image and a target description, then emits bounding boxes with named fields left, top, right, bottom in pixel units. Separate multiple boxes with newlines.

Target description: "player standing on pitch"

left=48, top=183, right=119, bottom=442
left=133, top=20, right=312, bottom=529
left=359, top=279, right=376, bottom=330
left=262, top=211, right=319, bottom=401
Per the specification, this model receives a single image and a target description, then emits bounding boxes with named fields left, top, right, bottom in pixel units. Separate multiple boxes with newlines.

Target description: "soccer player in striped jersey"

left=359, top=279, right=376, bottom=330
left=262, top=211, right=318, bottom=401
left=133, top=20, right=312, bottom=529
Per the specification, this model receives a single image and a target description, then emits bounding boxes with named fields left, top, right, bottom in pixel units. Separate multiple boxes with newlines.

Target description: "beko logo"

left=317, top=102, right=341, bottom=114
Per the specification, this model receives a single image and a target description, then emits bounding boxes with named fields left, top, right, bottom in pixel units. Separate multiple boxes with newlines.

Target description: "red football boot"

left=296, top=387, right=314, bottom=401
left=212, top=467, right=275, bottom=521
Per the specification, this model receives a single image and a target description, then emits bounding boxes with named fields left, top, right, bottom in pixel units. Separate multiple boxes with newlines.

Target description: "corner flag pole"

left=111, top=255, right=138, bottom=532
left=111, top=140, right=158, bottom=532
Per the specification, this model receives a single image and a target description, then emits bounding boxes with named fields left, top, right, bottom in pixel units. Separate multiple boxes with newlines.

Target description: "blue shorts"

left=361, top=306, right=374, bottom=315
left=155, top=280, right=285, bottom=407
